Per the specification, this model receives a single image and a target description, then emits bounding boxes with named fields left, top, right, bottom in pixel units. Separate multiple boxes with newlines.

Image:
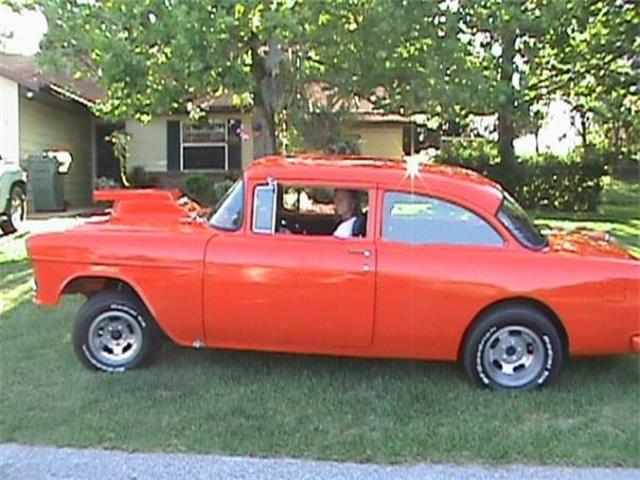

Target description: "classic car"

left=0, top=155, right=27, bottom=234
left=26, top=155, right=640, bottom=390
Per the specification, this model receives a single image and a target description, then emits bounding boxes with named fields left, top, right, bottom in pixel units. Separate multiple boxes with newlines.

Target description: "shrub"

left=95, top=176, right=121, bottom=190
left=611, top=158, right=640, bottom=181
left=128, top=166, right=158, bottom=188
left=184, top=174, right=235, bottom=207
left=436, top=140, right=606, bottom=212
left=514, top=153, right=606, bottom=212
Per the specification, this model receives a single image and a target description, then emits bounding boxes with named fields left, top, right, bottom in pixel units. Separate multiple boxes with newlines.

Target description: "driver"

left=333, top=189, right=360, bottom=238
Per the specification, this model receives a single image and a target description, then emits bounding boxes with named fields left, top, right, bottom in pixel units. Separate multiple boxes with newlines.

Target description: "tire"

left=462, top=305, right=563, bottom=390
left=3, top=183, right=26, bottom=234
left=73, top=290, right=160, bottom=372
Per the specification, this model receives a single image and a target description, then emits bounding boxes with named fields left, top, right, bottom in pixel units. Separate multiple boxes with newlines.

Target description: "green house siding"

left=19, top=95, right=93, bottom=207
left=126, top=113, right=255, bottom=172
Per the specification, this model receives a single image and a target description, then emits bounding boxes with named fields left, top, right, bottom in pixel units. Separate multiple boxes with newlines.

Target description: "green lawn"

left=1, top=180, right=639, bottom=466
left=533, top=179, right=640, bottom=258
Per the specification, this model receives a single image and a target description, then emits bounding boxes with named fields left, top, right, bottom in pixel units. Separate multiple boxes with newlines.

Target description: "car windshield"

left=497, top=193, right=548, bottom=250
left=209, top=179, right=244, bottom=231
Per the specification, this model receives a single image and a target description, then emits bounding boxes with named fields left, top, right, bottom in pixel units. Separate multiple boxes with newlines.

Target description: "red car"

left=27, top=155, right=640, bottom=390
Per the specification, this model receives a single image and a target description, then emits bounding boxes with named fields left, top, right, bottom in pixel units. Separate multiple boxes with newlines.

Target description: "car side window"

left=252, top=184, right=276, bottom=234
left=382, top=192, right=503, bottom=246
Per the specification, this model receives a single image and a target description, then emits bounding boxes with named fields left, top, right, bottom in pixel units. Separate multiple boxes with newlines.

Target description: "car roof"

left=245, top=155, right=504, bottom=215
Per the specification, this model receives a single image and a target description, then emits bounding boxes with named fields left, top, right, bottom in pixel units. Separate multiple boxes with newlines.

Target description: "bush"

left=184, top=174, right=235, bottom=207
left=436, top=140, right=606, bottom=212
left=611, top=158, right=640, bottom=181
left=514, top=153, right=606, bottom=212
left=128, top=166, right=158, bottom=188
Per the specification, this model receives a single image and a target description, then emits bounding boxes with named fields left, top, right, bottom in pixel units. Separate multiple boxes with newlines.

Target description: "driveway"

left=1, top=444, right=638, bottom=480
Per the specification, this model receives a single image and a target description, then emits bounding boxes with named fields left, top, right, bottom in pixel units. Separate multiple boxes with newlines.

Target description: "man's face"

left=334, top=190, right=355, bottom=218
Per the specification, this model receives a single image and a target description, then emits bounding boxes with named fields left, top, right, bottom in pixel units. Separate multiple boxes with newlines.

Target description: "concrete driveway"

left=1, top=444, right=638, bottom=480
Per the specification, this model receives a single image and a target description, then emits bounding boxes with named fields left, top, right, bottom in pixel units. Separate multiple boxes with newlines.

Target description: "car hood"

left=0, top=162, right=25, bottom=179
left=545, top=228, right=634, bottom=260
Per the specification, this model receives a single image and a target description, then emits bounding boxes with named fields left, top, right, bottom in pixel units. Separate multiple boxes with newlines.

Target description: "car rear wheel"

left=73, top=290, right=160, bottom=372
left=1, top=183, right=26, bottom=234
left=462, top=305, right=563, bottom=390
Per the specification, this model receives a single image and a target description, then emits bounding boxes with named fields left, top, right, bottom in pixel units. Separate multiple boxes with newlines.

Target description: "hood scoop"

left=94, top=189, right=205, bottom=225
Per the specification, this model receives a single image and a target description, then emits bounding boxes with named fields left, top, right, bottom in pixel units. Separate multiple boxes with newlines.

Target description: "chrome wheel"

left=481, top=325, right=545, bottom=388
left=87, top=310, right=143, bottom=367
left=10, top=189, right=25, bottom=228
left=11, top=192, right=24, bottom=227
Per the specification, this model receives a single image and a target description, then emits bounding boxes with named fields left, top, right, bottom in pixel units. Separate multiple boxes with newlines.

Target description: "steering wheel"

left=279, top=218, right=304, bottom=234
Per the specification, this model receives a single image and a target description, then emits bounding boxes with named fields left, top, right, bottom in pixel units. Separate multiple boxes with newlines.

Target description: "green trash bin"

left=27, top=154, right=65, bottom=212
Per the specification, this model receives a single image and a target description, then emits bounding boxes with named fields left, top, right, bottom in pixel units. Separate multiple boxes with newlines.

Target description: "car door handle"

left=347, top=248, right=372, bottom=258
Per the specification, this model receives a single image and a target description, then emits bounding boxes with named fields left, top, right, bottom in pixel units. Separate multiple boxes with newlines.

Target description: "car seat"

left=352, top=213, right=367, bottom=237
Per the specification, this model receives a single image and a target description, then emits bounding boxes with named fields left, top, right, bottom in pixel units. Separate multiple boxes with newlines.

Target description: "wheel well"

left=457, top=297, right=569, bottom=360
left=62, top=276, right=144, bottom=305
left=3, top=180, right=26, bottom=212
left=12, top=180, right=26, bottom=192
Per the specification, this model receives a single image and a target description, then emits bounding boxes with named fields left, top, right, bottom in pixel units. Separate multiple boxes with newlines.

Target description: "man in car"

left=333, top=189, right=361, bottom=238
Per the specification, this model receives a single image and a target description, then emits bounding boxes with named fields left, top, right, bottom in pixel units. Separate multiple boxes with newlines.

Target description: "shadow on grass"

left=0, top=260, right=33, bottom=317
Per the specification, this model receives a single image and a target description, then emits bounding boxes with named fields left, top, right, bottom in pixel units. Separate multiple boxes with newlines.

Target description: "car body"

left=27, top=155, right=640, bottom=389
left=0, top=156, right=27, bottom=233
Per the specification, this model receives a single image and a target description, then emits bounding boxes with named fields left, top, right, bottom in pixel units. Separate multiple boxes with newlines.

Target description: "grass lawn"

left=533, top=179, right=640, bottom=258
left=1, top=180, right=638, bottom=466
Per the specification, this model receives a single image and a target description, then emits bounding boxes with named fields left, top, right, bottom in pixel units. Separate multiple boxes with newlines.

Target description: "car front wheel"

left=462, top=305, right=563, bottom=390
left=73, top=290, right=160, bottom=372
left=2, top=183, right=26, bottom=233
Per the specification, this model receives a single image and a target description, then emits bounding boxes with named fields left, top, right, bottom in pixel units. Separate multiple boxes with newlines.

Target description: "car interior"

left=275, top=185, right=368, bottom=237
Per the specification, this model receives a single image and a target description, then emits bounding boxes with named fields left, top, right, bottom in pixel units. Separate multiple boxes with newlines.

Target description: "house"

left=0, top=52, right=418, bottom=209
left=123, top=98, right=415, bottom=189
left=0, top=52, right=99, bottom=208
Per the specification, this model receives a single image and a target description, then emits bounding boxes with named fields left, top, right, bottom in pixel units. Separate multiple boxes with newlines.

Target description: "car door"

left=373, top=189, right=508, bottom=360
left=203, top=180, right=377, bottom=350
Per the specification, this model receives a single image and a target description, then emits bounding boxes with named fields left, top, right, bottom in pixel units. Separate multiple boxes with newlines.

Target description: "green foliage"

left=611, top=158, right=640, bottom=182
left=106, top=129, right=132, bottom=186
left=516, top=154, right=606, bottom=212
left=183, top=174, right=234, bottom=207
left=31, top=0, right=377, bottom=155
left=532, top=0, right=639, bottom=160
left=287, top=107, right=361, bottom=155
left=127, top=166, right=157, bottom=189
left=23, top=0, right=638, bottom=163
left=437, top=140, right=606, bottom=212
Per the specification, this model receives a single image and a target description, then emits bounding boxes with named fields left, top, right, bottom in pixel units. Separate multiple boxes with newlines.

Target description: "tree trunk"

left=250, top=37, right=278, bottom=157
left=497, top=28, right=517, bottom=171
left=578, top=108, right=589, bottom=157
left=252, top=99, right=277, bottom=157
left=534, top=126, right=540, bottom=155
left=613, top=120, right=622, bottom=163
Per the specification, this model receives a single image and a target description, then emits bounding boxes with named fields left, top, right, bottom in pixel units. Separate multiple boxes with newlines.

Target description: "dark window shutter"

left=227, top=119, right=242, bottom=170
left=167, top=120, right=181, bottom=171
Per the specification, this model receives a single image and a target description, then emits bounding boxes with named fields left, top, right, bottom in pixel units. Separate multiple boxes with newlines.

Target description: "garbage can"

left=26, top=154, right=65, bottom=212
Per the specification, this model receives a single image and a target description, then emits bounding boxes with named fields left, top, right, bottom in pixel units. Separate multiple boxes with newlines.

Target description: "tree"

left=25, top=0, right=373, bottom=156
left=306, top=1, right=485, bottom=131
left=451, top=0, right=569, bottom=169
left=531, top=0, right=639, bottom=160
left=308, top=0, right=562, bottom=171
